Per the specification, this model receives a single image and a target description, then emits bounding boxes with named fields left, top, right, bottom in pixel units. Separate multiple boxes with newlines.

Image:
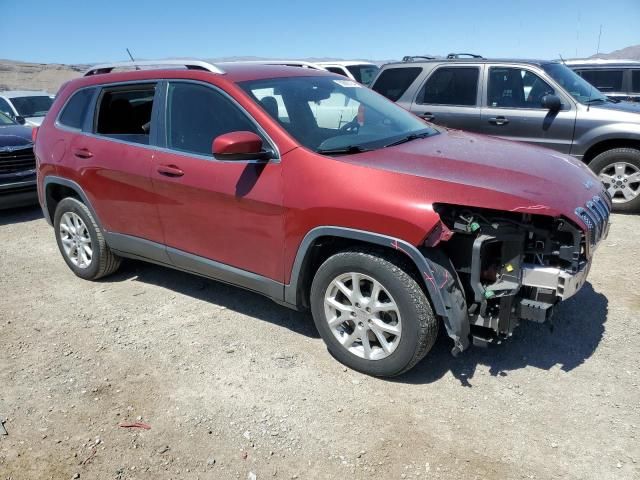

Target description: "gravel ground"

left=1, top=206, right=639, bottom=480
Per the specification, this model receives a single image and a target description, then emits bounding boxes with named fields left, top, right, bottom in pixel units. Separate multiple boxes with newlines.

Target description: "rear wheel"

left=54, top=197, right=121, bottom=280
left=310, top=249, right=438, bottom=377
left=589, top=148, right=640, bottom=213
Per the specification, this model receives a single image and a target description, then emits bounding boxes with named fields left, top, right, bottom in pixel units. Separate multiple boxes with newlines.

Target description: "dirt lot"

left=1, top=207, right=638, bottom=480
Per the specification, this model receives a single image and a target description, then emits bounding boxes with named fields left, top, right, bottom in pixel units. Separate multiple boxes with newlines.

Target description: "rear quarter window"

left=372, top=67, right=422, bottom=102
left=58, top=88, right=94, bottom=130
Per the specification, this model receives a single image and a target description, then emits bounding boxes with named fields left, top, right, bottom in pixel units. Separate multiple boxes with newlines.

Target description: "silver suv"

left=371, top=55, right=640, bottom=212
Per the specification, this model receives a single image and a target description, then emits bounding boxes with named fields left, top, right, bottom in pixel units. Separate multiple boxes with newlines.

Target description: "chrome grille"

left=575, top=194, right=610, bottom=247
left=0, top=147, right=36, bottom=175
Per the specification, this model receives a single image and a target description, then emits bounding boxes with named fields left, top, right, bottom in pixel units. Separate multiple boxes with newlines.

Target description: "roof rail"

left=83, top=59, right=225, bottom=76
left=446, top=53, right=484, bottom=59
left=402, top=55, right=436, bottom=62
left=218, top=60, right=324, bottom=70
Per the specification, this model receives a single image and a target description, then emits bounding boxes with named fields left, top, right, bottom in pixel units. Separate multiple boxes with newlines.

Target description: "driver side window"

left=488, top=67, right=555, bottom=108
left=166, top=82, right=262, bottom=157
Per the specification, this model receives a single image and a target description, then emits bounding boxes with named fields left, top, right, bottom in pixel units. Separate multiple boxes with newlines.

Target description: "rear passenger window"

left=578, top=69, right=624, bottom=92
left=166, top=82, right=261, bottom=157
left=418, top=67, right=479, bottom=106
left=372, top=67, right=422, bottom=102
left=633, top=71, right=640, bottom=93
left=58, top=88, right=94, bottom=130
left=95, top=84, right=156, bottom=144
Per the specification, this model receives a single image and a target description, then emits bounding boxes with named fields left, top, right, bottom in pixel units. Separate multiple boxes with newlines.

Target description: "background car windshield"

left=240, top=76, right=435, bottom=153
left=11, top=95, right=54, bottom=117
left=542, top=63, right=608, bottom=103
left=346, top=65, right=380, bottom=86
left=0, top=111, right=16, bottom=125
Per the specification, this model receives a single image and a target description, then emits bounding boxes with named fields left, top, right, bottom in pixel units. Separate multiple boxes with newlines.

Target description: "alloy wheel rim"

left=598, top=161, right=640, bottom=204
left=324, top=272, right=402, bottom=360
left=59, top=212, right=93, bottom=269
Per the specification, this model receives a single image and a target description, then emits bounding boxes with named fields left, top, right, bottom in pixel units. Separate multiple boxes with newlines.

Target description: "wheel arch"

left=285, top=227, right=470, bottom=354
left=42, top=176, right=103, bottom=232
left=583, top=138, right=640, bottom=164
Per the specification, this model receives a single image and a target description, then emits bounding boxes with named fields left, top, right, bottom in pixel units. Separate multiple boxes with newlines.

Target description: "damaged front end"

left=427, top=196, right=610, bottom=350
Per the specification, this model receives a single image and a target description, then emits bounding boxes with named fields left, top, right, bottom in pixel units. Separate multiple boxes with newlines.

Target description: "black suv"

left=0, top=111, right=37, bottom=209
left=371, top=54, right=640, bottom=212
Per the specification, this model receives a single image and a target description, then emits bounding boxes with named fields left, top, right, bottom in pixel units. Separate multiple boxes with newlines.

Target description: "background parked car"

left=0, top=90, right=55, bottom=127
left=371, top=55, right=640, bottom=212
left=315, top=61, right=380, bottom=86
left=565, top=59, right=640, bottom=102
left=0, top=111, right=37, bottom=209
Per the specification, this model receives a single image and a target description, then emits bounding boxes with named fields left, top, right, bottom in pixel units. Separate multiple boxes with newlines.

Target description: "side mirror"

left=541, top=94, right=562, bottom=111
left=14, top=115, right=26, bottom=125
left=212, top=131, right=273, bottom=161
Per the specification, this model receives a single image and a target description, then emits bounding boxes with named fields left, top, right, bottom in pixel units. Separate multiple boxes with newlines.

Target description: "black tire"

left=53, top=197, right=121, bottom=280
left=310, top=249, right=438, bottom=377
left=588, top=148, right=640, bottom=213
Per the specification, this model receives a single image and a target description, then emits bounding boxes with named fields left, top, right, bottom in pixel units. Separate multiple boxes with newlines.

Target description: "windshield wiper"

left=584, top=98, right=606, bottom=104
left=316, top=145, right=370, bottom=155
left=384, top=131, right=431, bottom=148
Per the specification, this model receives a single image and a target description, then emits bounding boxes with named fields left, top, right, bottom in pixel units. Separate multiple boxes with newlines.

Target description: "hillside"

left=0, top=60, right=85, bottom=93
left=590, top=44, right=640, bottom=60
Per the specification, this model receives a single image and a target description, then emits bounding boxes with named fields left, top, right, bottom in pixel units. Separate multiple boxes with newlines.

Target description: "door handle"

left=488, top=116, right=509, bottom=126
left=419, top=112, right=434, bottom=121
left=72, top=148, right=93, bottom=159
left=157, top=164, right=184, bottom=177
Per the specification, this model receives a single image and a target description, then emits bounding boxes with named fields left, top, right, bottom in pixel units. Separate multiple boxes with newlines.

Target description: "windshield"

left=0, top=111, right=16, bottom=125
left=542, top=63, right=608, bottom=104
left=345, top=65, right=380, bottom=86
left=10, top=95, right=54, bottom=117
left=240, top=76, right=436, bottom=154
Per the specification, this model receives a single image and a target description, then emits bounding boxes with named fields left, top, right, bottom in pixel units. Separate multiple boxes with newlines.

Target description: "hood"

left=0, top=124, right=33, bottom=147
left=590, top=99, right=640, bottom=115
left=343, top=130, right=604, bottom=224
left=584, top=100, right=640, bottom=124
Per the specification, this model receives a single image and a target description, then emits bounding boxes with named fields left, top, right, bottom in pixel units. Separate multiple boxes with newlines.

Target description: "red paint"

left=36, top=64, right=602, bottom=286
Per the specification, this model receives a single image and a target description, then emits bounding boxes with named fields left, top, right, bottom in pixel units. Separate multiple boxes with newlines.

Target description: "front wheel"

left=589, top=148, right=640, bottom=213
left=310, top=250, right=438, bottom=377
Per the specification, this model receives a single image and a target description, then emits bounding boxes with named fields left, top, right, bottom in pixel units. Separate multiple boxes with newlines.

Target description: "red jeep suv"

left=35, top=60, right=610, bottom=376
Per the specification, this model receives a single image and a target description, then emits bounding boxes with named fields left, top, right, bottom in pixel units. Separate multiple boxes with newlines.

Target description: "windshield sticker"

left=333, top=80, right=362, bottom=88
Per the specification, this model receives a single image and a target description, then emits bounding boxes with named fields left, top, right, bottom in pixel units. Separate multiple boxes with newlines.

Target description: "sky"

left=2, top=0, right=639, bottom=64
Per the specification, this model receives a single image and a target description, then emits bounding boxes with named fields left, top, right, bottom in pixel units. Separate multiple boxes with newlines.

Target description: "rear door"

left=480, top=65, right=577, bottom=153
left=58, top=82, right=164, bottom=242
left=409, top=65, right=483, bottom=130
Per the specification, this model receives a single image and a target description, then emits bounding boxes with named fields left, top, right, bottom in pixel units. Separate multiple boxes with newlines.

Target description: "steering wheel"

left=339, top=118, right=360, bottom=134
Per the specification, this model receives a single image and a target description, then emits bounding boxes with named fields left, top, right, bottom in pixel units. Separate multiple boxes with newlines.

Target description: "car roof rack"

left=83, top=59, right=225, bottom=76
left=218, top=60, right=324, bottom=70
left=402, top=55, right=436, bottom=62
left=446, top=53, right=484, bottom=59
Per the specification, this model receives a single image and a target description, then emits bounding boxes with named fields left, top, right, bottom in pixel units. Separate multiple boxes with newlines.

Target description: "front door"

left=480, top=66, right=577, bottom=153
left=151, top=81, right=285, bottom=283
